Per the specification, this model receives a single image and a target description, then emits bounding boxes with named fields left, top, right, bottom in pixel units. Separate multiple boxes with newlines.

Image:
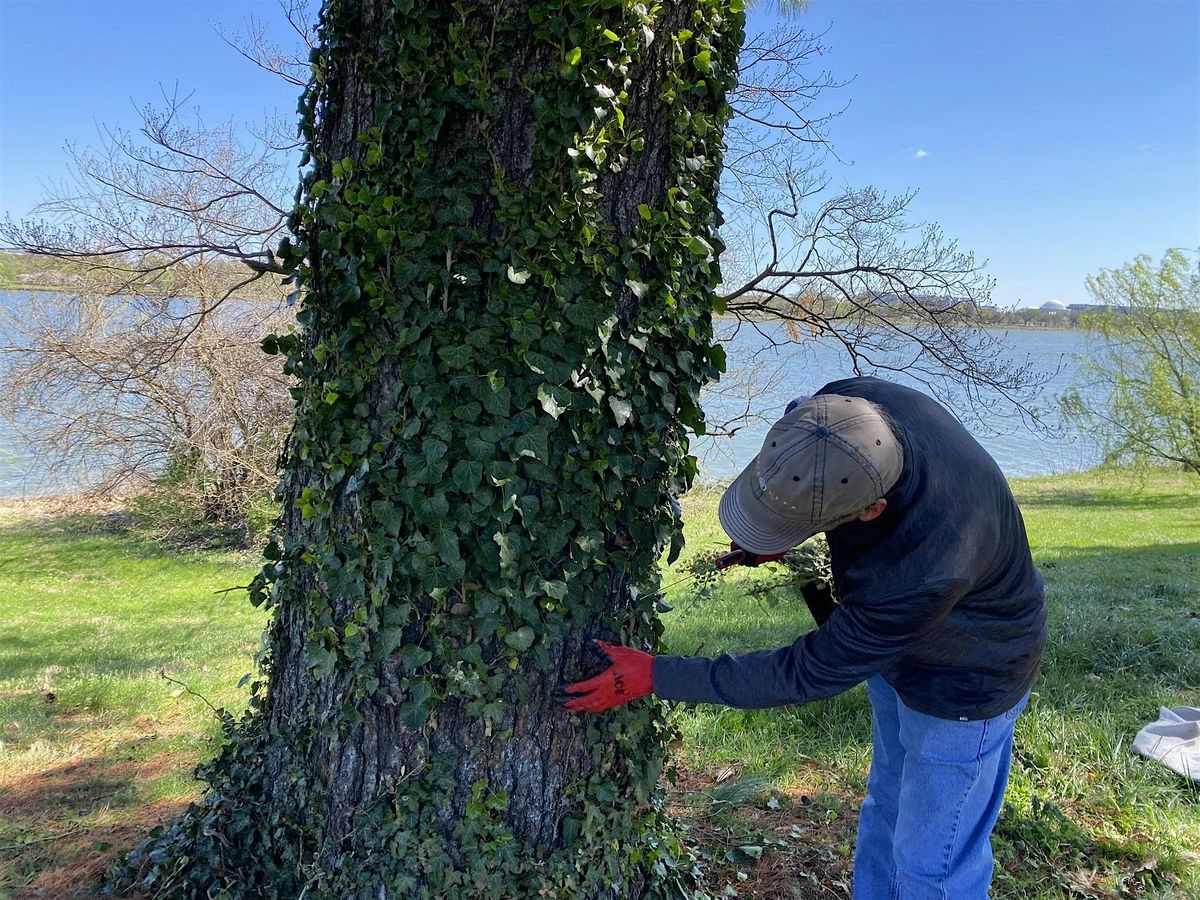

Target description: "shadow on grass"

left=1040, top=541, right=1200, bottom=703
left=0, top=752, right=190, bottom=899
left=0, top=630, right=209, bottom=683
left=0, top=512, right=249, bottom=567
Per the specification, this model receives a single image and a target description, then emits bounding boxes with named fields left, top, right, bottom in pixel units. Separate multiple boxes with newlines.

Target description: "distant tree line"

left=734, top=285, right=1136, bottom=329
left=976, top=305, right=1132, bottom=329
left=0, top=250, right=263, bottom=294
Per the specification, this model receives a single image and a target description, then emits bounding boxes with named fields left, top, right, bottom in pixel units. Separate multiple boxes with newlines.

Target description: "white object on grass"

left=1133, top=706, right=1200, bottom=783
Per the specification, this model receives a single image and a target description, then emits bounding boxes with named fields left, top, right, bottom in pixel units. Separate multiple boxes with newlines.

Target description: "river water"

left=0, top=289, right=1099, bottom=495
left=692, top=320, right=1100, bottom=482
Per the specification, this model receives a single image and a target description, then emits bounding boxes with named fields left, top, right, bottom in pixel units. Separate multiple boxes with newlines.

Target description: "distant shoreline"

left=709, top=312, right=1087, bottom=334
left=0, top=279, right=65, bottom=292
left=1, top=285, right=1093, bottom=334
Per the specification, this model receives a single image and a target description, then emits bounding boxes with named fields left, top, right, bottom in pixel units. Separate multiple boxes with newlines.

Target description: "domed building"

left=1039, top=299, right=1067, bottom=313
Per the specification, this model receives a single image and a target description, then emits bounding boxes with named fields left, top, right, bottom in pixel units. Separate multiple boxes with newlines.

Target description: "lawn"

left=0, top=506, right=265, bottom=896
left=1, top=471, right=1197, bottom=898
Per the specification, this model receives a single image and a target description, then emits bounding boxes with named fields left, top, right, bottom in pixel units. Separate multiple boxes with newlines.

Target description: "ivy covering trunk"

left=113, top=0, right=743, bottom=895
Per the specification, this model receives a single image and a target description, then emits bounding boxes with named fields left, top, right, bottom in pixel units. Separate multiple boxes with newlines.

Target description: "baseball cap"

left=718, top=394, right=904, bottom=554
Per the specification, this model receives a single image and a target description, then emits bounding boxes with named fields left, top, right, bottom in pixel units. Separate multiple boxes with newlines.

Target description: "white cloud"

left=914, top=148, right=929, bottom=159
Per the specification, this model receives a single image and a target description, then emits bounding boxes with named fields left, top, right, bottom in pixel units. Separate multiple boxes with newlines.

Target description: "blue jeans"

left=853, top=676, right=1027, bottom=899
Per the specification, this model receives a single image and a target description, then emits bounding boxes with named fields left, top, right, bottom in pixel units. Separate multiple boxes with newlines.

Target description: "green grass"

left=1, top=471, right=1197, bottom=897
left=0, top=509, right=264, bottom=893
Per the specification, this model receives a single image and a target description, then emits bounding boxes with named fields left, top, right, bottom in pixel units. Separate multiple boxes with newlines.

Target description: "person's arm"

left=651, top=576, right=970, bottom=708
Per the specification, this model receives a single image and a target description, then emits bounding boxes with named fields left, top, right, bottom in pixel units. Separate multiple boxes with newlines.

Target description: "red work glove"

left=562, top=641, right=654, bottom=713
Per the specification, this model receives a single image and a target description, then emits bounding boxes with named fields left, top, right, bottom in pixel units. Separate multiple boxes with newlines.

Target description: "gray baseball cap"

left=718, top=394, right=904, bottom=554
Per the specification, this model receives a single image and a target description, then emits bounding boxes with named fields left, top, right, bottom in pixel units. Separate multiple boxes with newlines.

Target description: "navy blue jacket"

left=653, top=377, right=1047, bottom=720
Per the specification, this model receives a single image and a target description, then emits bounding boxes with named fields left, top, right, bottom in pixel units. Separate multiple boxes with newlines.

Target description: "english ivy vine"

left=111, top=1, right=746, bottom=896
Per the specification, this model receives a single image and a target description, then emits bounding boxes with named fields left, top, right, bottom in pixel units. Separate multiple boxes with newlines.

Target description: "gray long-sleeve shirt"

left=653, top=377, right=1047, bottom=721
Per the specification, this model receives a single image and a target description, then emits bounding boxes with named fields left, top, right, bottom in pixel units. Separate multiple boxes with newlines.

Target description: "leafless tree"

left=0, top=88, right=297, bottom=530
left=0, top=285, right=292, bottom=534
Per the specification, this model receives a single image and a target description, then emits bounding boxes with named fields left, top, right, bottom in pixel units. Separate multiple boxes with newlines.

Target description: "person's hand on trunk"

left=562, top=641, right=654, bottom=712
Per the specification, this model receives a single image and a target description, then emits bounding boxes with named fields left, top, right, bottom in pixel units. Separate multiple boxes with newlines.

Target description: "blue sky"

left=1, top=0, right=1197, bottom=307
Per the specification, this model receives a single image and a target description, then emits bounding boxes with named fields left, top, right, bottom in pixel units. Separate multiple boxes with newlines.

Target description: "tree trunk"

left=114, top=1, right=743, bottom=896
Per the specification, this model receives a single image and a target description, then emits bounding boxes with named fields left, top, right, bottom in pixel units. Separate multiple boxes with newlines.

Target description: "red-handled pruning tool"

left=715, top=545, right=788, bottom=570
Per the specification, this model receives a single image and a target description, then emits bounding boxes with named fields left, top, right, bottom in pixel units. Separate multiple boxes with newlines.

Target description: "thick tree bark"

left=113, top=2, right=743, bottom=896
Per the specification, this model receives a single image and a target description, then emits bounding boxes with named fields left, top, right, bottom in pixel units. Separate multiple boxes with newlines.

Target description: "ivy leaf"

left=466, top=432, right=495, bottom=461
left=494, top=530, right=518, bottom=568
left=686, top=236, right=712, bottom=257
left=452, top=401, right=482, bottom=422
left=417, top=492, right=450, bottom=522
left=431, top=528, right=462, bottom=569
left=513, top=428, right=549, bottom=461
left=403, top=643, right=436, bottom=672
left=668, top=525, right=686, bottom=565
left=405, top=454, right=447, bottom=485
left=504, top=626, right=536, bottom=651
left=506, top=266, right=531, bottom=285
left=511, top=322, right=542, bottom=345
left=452, top=459, right=483, bottom=492
left=481, top=381, right=511, bottom=417
left=372, top=501, right=403, bottom=536
left=307, top=645, right=336, bottom=679
left=608, top=397, right=633, bottom=427
left=566, top=46, right=582, bottom=66
left=576, top=532, right=604, bottom=558
left=538, top=385, right=569, bottom=419
left=626, top=279, right=649, bottom=300
left=678, top=402, right=706, bottom=435
left=694, top=49, right=712, bottom=73
left=439, top=345, right=473, bottom=369
left=377, top=626, right=406, bottom=657
left=400, top=681, right=432, bottom=728
left=710, top=342, right=727, bottom=373
left=525, top=353, right=573, bottom=383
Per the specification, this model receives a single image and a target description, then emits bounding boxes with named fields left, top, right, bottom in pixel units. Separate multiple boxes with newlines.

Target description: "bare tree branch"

left=717, top=23, right=1046, bottom=425
left=214, top=0, right=316, bottom=89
